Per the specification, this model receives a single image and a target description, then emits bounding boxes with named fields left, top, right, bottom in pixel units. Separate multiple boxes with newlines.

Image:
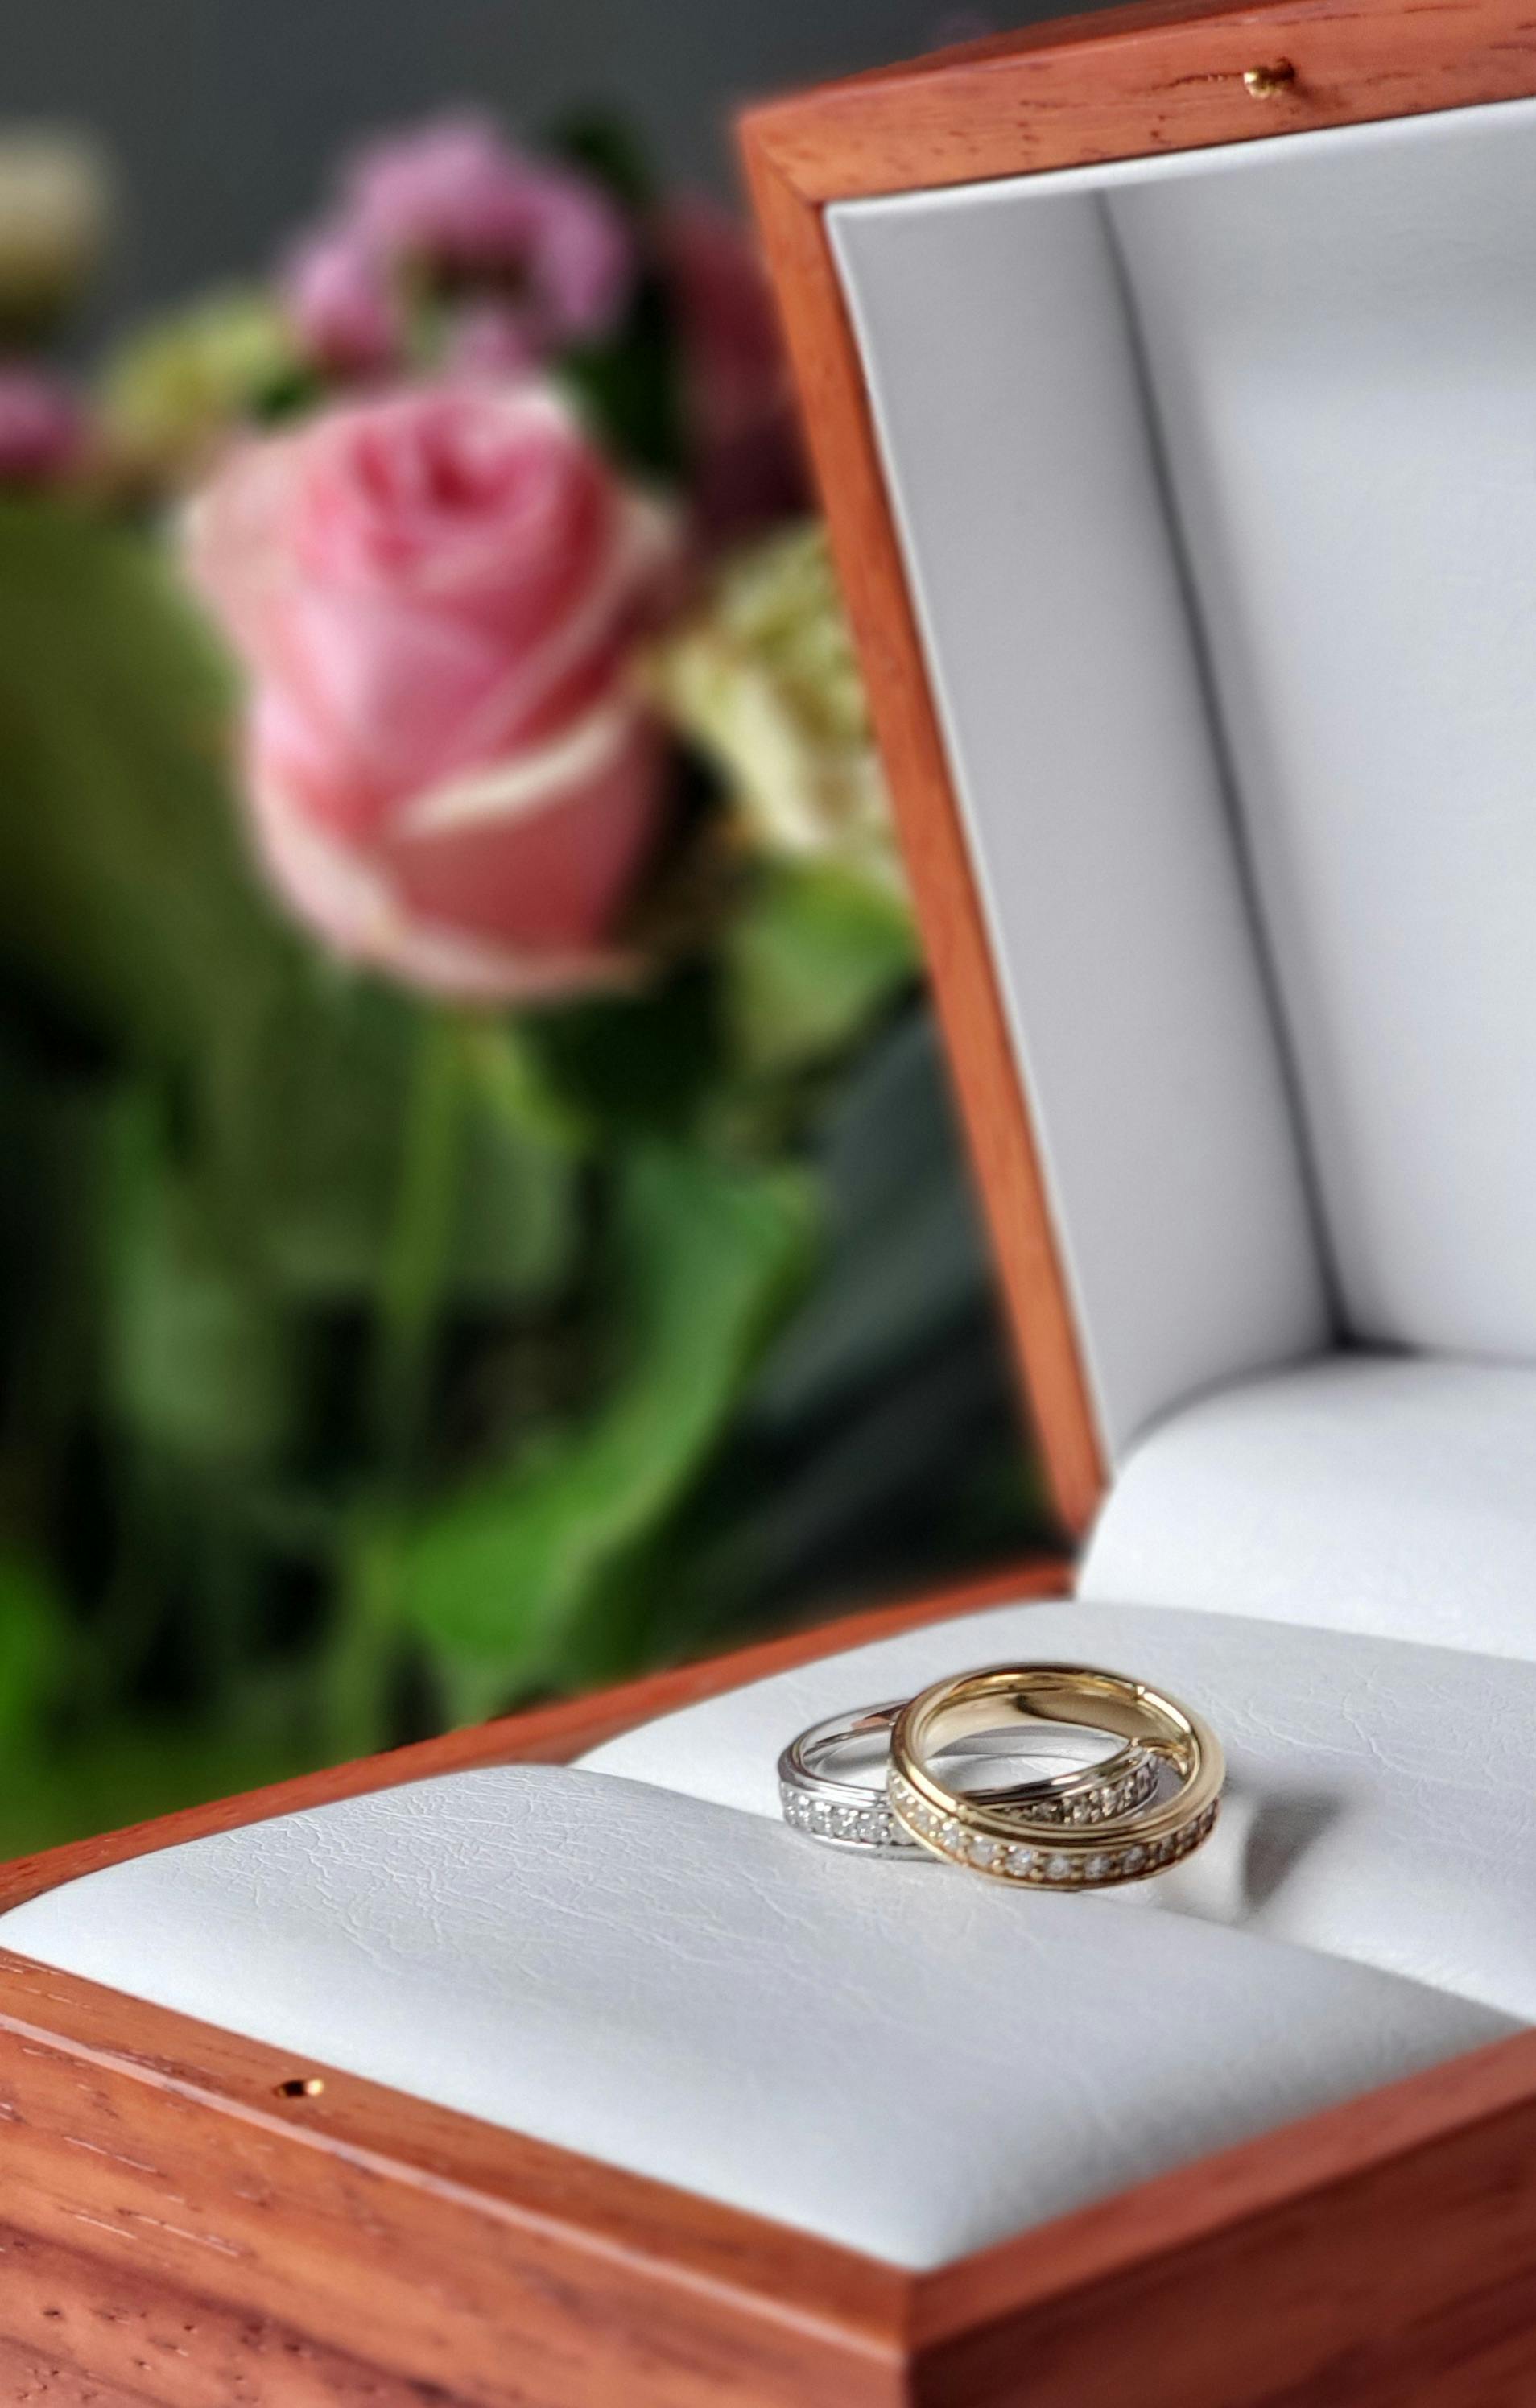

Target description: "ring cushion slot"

left=4, top=101, right=1536, bottom=2274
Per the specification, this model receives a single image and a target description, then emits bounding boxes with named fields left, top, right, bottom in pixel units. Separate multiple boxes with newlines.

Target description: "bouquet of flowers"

left=0, top=110, right=1042, bottom=1844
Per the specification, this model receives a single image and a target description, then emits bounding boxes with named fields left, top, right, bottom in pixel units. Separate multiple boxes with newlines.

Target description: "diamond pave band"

left=778, top=1699, right=1158, bottom=1855
left=888, top=1664, right=1224, bottom=1890
left=887, top=1765, right=1219, bottom=1886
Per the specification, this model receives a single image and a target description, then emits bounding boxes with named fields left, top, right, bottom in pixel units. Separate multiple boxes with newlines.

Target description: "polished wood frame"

left=6, top=3, right=1536, bottom=2399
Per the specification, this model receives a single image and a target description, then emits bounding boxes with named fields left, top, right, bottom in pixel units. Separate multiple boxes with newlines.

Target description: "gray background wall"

left=3, top=1, right=1024, bottom=328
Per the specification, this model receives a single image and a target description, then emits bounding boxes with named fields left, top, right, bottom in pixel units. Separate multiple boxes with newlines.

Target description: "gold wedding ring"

left=888, top=1663, right=1224, bottom=1889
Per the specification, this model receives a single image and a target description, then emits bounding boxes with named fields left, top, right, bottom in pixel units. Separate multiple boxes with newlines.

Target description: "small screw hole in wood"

left=276, top=2076, right=325, bottom=2099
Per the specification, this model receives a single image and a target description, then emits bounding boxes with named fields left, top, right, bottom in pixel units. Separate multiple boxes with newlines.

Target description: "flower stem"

left=324, top=1006, right=468, bottom=1762
left=374, top=1006, right=468, bottom=1481
left=324, top=1510, right=401, bottom=1766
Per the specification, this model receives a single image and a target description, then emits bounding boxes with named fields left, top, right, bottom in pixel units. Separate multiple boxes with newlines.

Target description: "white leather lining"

left=831, top=92, right=1536, bottom=1443
left=0, top=1745, right=1509, bottom=2268
left=829, top=176, right=1330, bottom=1461
left=583, top=1592, right=1536, bottom=2021
left=1079, top=1354, right=1536, bottom=1656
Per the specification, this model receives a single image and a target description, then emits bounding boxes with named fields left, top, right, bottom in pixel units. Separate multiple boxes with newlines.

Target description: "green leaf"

left=725, top=862, right=918, bottom=1077
left=246, top=976, right=416, bottom=1299
left=188, top=970, right=574, bottom=1313
left=750, top=1013, right=994, bottom=1425
left=559, top=266, right=686, bottom=483
left=464, top=1017, right=594, bottom=1157
left=0, top=1708, right=314, bottom=1856
left=0, top=500, right=291, bottom=1071
left=530, top=964, right=726, bottom=1138
left=449, top=1037, right=578, bottom=1306
left=109, top=1105, right=294, bottom=1469
left=0, top=1555, right=68, bottom=1752
left=396, top=1145, right=816, bottom=1691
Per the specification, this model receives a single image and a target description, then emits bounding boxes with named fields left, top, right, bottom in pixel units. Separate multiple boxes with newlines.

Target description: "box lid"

left=744, top=0, right=1536, bottom=1534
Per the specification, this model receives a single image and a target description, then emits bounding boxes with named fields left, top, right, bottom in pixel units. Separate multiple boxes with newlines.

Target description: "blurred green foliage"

left=0, top=497, right=1049, bottom=1853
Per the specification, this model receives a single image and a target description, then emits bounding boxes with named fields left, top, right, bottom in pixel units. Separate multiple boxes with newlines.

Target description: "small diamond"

left=972, top=1837, right=999, bottom=1867
left=1046, top=1853, right=1073, bottom=1881
left=1121, top=1844, right=1146, bottom=1873
left=940, top=1818, right=964, bottom=1853
left=1002, top=1845, right=1034, bottom=1877
left=1084, top=1853, right=1109, bottom=1880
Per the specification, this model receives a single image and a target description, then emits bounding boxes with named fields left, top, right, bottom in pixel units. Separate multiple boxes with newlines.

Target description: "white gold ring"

left=778, top=1698, right=1156, bottom=1854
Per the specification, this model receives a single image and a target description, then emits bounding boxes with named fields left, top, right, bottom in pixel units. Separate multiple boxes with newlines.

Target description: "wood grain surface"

left=0, top=1953, right=905, bottom=2408
left=745, top=0, right=1536, bottom=201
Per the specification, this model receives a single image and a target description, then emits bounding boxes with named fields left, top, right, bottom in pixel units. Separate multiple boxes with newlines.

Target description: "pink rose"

left=658, top=199, right=809, bottom=545
left=445, top=299, right=539, bottom=380
left=188, top=382, right=677, bottom=1000
left=0, top=368, right=83, bottom=485
left=282, top=225, right=400, bottom=377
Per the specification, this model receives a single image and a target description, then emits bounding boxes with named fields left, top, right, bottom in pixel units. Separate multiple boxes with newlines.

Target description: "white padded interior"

left=0, top=1600, right=1515, bottom=2267
left=1080, top=1355, right=1536, bottom=1654
left=583, top=1596, right=1536, bottom=2021
left=831, top=94, right=1536, bottom=1452
left=829, top=167, right=1331, bottom=1459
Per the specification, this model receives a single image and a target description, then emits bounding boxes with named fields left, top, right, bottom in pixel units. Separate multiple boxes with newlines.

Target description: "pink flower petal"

left=188, top=378, right=679, bottom=998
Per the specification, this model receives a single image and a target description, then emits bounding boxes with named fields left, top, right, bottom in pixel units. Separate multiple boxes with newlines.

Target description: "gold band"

left=887, top=1663, right=1224, bottom=1889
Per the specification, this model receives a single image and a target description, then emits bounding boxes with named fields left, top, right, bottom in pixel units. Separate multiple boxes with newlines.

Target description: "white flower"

left=0, top=126, right=111, bottom=326
left=655, top=522, right=902, bottom=898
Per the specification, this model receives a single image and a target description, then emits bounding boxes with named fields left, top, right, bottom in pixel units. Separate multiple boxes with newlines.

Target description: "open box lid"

left=741, top=0, right=1536, bottom=1565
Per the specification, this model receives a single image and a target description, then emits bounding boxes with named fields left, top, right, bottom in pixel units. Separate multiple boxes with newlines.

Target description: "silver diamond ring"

left=778, top=1699, right=1156, bottom=1854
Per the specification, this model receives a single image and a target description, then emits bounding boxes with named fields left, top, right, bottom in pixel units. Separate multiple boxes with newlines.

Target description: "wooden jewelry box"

left=6, top=0, right=1536, bottom=2398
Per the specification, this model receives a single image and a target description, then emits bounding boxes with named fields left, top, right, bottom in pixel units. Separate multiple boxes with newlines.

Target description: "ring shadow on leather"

left=1140, top=1782, right=1348, bottom=1924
